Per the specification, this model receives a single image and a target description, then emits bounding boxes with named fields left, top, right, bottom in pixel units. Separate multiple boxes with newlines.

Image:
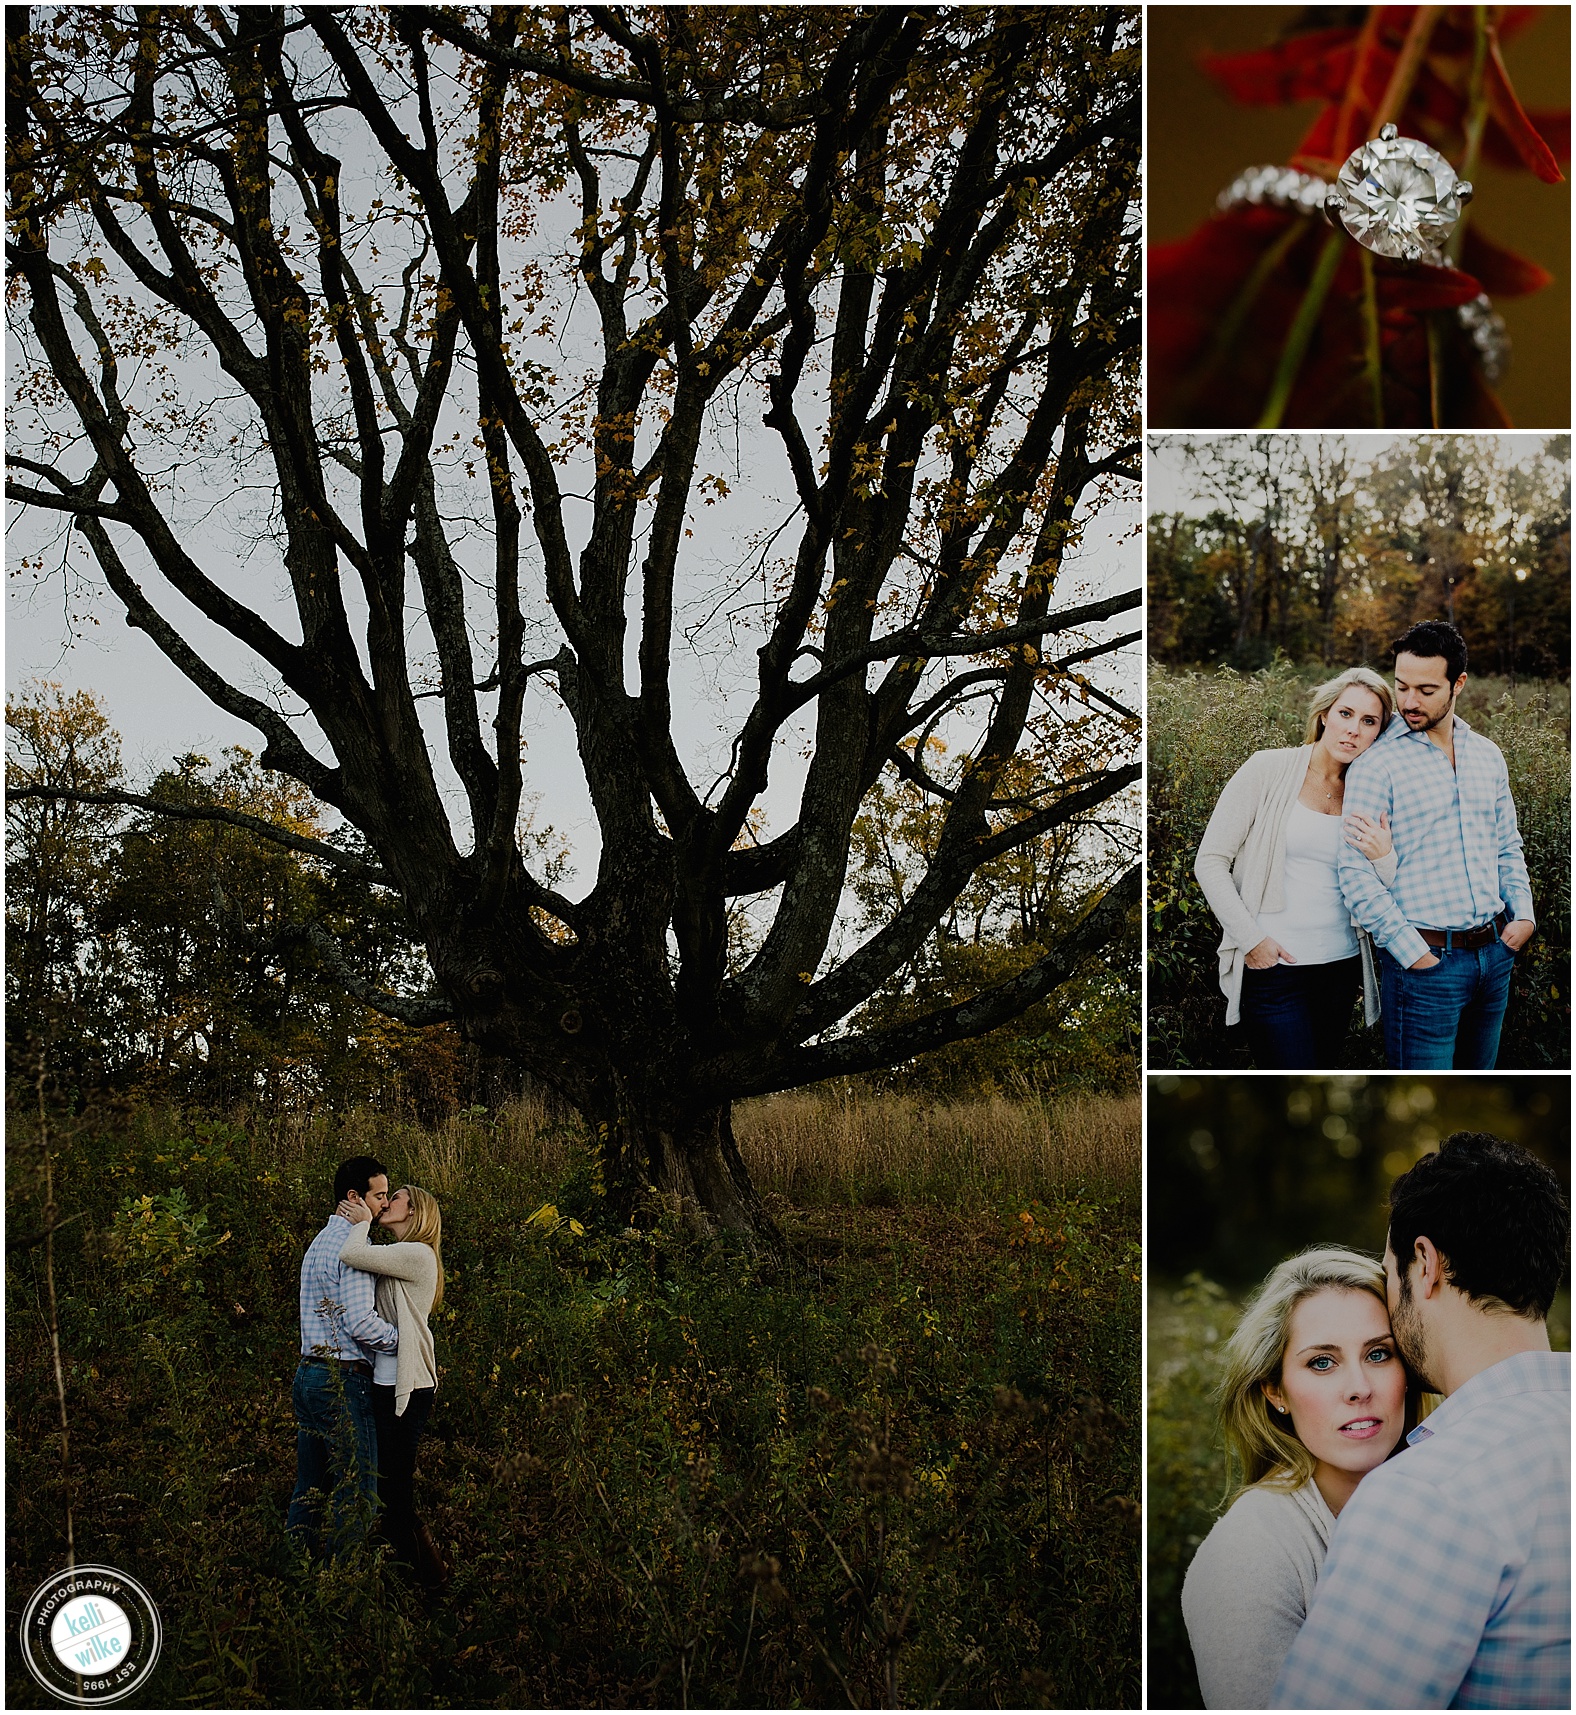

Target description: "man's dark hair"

left=1390, top=620, right=1468, bottom=685
left=334, top=1156, right=387, bottom=1203
left=1389, top=1131, right=1569, bottom=1317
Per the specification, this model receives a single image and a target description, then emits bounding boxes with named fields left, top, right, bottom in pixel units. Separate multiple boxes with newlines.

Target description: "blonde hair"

left=1217, top=1245, right=1421, bottom=1501
left=1304, top=667, right=1394, bottom=744
left=399, top=1186, right=445, bottom=1311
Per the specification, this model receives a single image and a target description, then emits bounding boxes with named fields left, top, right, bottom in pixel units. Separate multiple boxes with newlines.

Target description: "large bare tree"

left=7, top=6, right=1141, bottom=1242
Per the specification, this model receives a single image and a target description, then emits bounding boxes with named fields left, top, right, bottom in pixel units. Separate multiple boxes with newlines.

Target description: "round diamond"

left=1333, top=135, right=1464, bottom=261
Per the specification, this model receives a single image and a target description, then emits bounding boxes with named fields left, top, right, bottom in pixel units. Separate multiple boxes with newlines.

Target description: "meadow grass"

left=7, top=1088, right=1139, bottom=1709
left=299, top=1086, right=1142, bottom=1210
left=1147, top=663, right=1571, bottom=1068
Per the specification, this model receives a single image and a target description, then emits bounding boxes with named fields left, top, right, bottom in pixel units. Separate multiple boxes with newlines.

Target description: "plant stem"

left=1360, top=248, right=1385, bottom=427
left=1255, top=230, right=1344, bottom=429
left=1169, top=220, right=1306, bottom=422
left=38, top=1046, right=76, bottom=1574
left=1332, top=8, right=1387, bottom=162
left=1449, top=7, right=1492, bottom=264
left=1426, top=315, right=1444, bottom=427
left=1373, top=6, right=1444, bottom=133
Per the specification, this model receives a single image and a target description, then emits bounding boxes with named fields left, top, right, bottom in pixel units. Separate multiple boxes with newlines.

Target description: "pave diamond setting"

left=1325, top=125, right=1473, bottom=263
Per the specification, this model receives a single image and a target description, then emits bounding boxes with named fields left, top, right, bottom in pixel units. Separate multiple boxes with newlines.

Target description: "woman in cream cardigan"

left=338, top=1186, right=442, bottom=1583
left=1194, top=667, right=1398, bottom=1068
left=1180, top=1246, right=1425, bottom=1708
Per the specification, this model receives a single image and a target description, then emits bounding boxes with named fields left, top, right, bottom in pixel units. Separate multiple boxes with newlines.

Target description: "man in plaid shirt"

left=1274, top=1132, right=1569, bottom=1709
left=1337, top=621, right=1535, bottom=1068
left=285, top=1154, right=398, bottom=1553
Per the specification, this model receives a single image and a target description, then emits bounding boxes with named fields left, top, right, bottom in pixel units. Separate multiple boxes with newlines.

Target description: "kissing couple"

left=1182, top=1131, right=1569, bottom=1709
left=1195, top=619, right=1536, bottom=1070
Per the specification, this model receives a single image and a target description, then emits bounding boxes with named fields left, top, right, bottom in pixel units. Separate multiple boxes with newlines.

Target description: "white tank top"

left=1254, top=799, right=1360, bottom=966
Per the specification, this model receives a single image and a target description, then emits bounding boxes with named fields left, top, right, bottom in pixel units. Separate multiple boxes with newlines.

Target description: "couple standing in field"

left=1196, top=619, right=1536, bottom=1069
left=1182, top=1130, right=1570, bottom=1709
left=284, top=1155, right=448, bottom=1590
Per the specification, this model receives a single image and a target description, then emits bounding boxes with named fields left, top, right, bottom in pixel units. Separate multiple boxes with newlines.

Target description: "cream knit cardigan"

left=1193, top=745, right=1397, bottom=1028
left=1180, top=1480, right=1336, bottom=1709
left=340, top=1219, right=439, bottom=1417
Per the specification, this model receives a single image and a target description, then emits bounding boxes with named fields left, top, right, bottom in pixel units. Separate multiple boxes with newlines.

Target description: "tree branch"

left=4, top=785, right=389, bottom=883
left=721, top=866, right=1140, bottom=1097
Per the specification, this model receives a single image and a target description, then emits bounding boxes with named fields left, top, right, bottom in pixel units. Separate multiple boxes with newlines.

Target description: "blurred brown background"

left=1148, top=6, right=1571, bottom=428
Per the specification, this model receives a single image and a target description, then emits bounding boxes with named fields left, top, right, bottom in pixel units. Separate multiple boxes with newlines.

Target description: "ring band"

left=1214, top=138, right=1508, bottom=383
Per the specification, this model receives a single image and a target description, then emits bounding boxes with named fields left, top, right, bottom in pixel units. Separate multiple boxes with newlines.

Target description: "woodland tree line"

left=1149, top=436, right=1570, bottom=674
left=6, top=683, right=1138, bottom=1118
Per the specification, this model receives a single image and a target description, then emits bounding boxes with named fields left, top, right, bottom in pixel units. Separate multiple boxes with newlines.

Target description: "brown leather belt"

left=1416, top=915, right=1506, bottom=952
left=302, top=1355, right=373, bottom=1378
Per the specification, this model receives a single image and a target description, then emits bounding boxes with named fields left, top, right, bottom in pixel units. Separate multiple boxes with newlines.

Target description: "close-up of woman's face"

left=1265, top=1286, right=1407, bottom=1480
left=379, top=1188, right=413, bottom=1233
left=1317, top=686, right=1387, bottom=764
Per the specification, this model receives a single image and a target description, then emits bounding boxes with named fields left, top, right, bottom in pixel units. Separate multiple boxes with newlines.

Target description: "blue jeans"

left=1380, top=939, right=1515, bottom=1069
left=285, top=1360, right=379, bottom=1554
left=1240, top=955, right=1362, bottom=1069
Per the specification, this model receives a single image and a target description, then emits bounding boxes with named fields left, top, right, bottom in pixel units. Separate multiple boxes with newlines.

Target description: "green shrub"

left=1148, top=664, right=1571, bottom=1068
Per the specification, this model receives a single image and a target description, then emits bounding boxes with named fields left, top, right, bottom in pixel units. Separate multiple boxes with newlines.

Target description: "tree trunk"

left=598, top=1085, right=784, bottom=1255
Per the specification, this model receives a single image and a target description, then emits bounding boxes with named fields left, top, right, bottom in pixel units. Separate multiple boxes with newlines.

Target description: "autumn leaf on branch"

left=1150, top=6, right=1568, bottom=430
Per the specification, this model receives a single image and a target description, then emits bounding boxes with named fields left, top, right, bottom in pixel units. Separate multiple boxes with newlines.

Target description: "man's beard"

left=1403, top=697, right=1453, bottom=734
left=1392, top=1271, right=1439, bottom=1393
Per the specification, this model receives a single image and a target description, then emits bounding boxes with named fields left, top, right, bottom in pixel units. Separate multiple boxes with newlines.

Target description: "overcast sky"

left=1146, top=431, right=1562, bottom=516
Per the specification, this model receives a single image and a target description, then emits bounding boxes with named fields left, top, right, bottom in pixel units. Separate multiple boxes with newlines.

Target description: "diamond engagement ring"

left=1214, top=132, right=1508, bottom=383
left=1324, top=124, right=1471, bottom=265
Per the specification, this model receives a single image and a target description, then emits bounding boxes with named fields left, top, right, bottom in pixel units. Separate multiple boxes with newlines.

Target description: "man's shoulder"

left=1458, top=721, right=1510, bottom=769
left=1345, top=1389, right=1567, bottom=1526
left=301, top=1215, right=347, bottom=1273
left=1345, top=735, right=1398, bottom=780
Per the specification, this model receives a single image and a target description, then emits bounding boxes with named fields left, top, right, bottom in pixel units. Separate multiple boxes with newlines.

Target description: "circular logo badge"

left=18, top=1566, right=162, bottom=1707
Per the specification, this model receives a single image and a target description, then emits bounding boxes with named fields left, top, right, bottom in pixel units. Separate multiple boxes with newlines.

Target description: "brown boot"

left=413, top=1519, right=450, bottom=1591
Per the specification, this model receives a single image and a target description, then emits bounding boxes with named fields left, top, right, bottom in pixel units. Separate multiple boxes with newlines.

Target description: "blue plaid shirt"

left=1273, top=1349, right=1570, bottom=1709
left=1337, top=713, right=1534, bottom=970
left=298, top=1213, right=398, bottom=1363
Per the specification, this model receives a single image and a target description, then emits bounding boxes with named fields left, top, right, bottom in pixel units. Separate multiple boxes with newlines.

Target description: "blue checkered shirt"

left=1273, top=1349, right=1570, bottom=1709
left=298, top=1213, right=398, bottom=1363
left=1337, top=714, right=1534, bottom=970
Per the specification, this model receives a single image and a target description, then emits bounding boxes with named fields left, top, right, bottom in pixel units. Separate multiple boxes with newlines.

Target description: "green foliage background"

left=7, top=1104, right=1139, bottom=1709
left=1147, top=663, right=1572, bottom=1068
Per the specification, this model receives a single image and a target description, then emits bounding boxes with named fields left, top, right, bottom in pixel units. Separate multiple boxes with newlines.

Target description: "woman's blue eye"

left=1366, top=1347, right=1393, bottom=1363
left=1308, top=1355, right=1335, bottom=1371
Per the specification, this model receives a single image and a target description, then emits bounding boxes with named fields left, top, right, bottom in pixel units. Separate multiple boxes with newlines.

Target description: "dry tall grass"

left=246, top=1085, right=1139, bottom=1205
left=736, top=1086, right=1140, bottom=1202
